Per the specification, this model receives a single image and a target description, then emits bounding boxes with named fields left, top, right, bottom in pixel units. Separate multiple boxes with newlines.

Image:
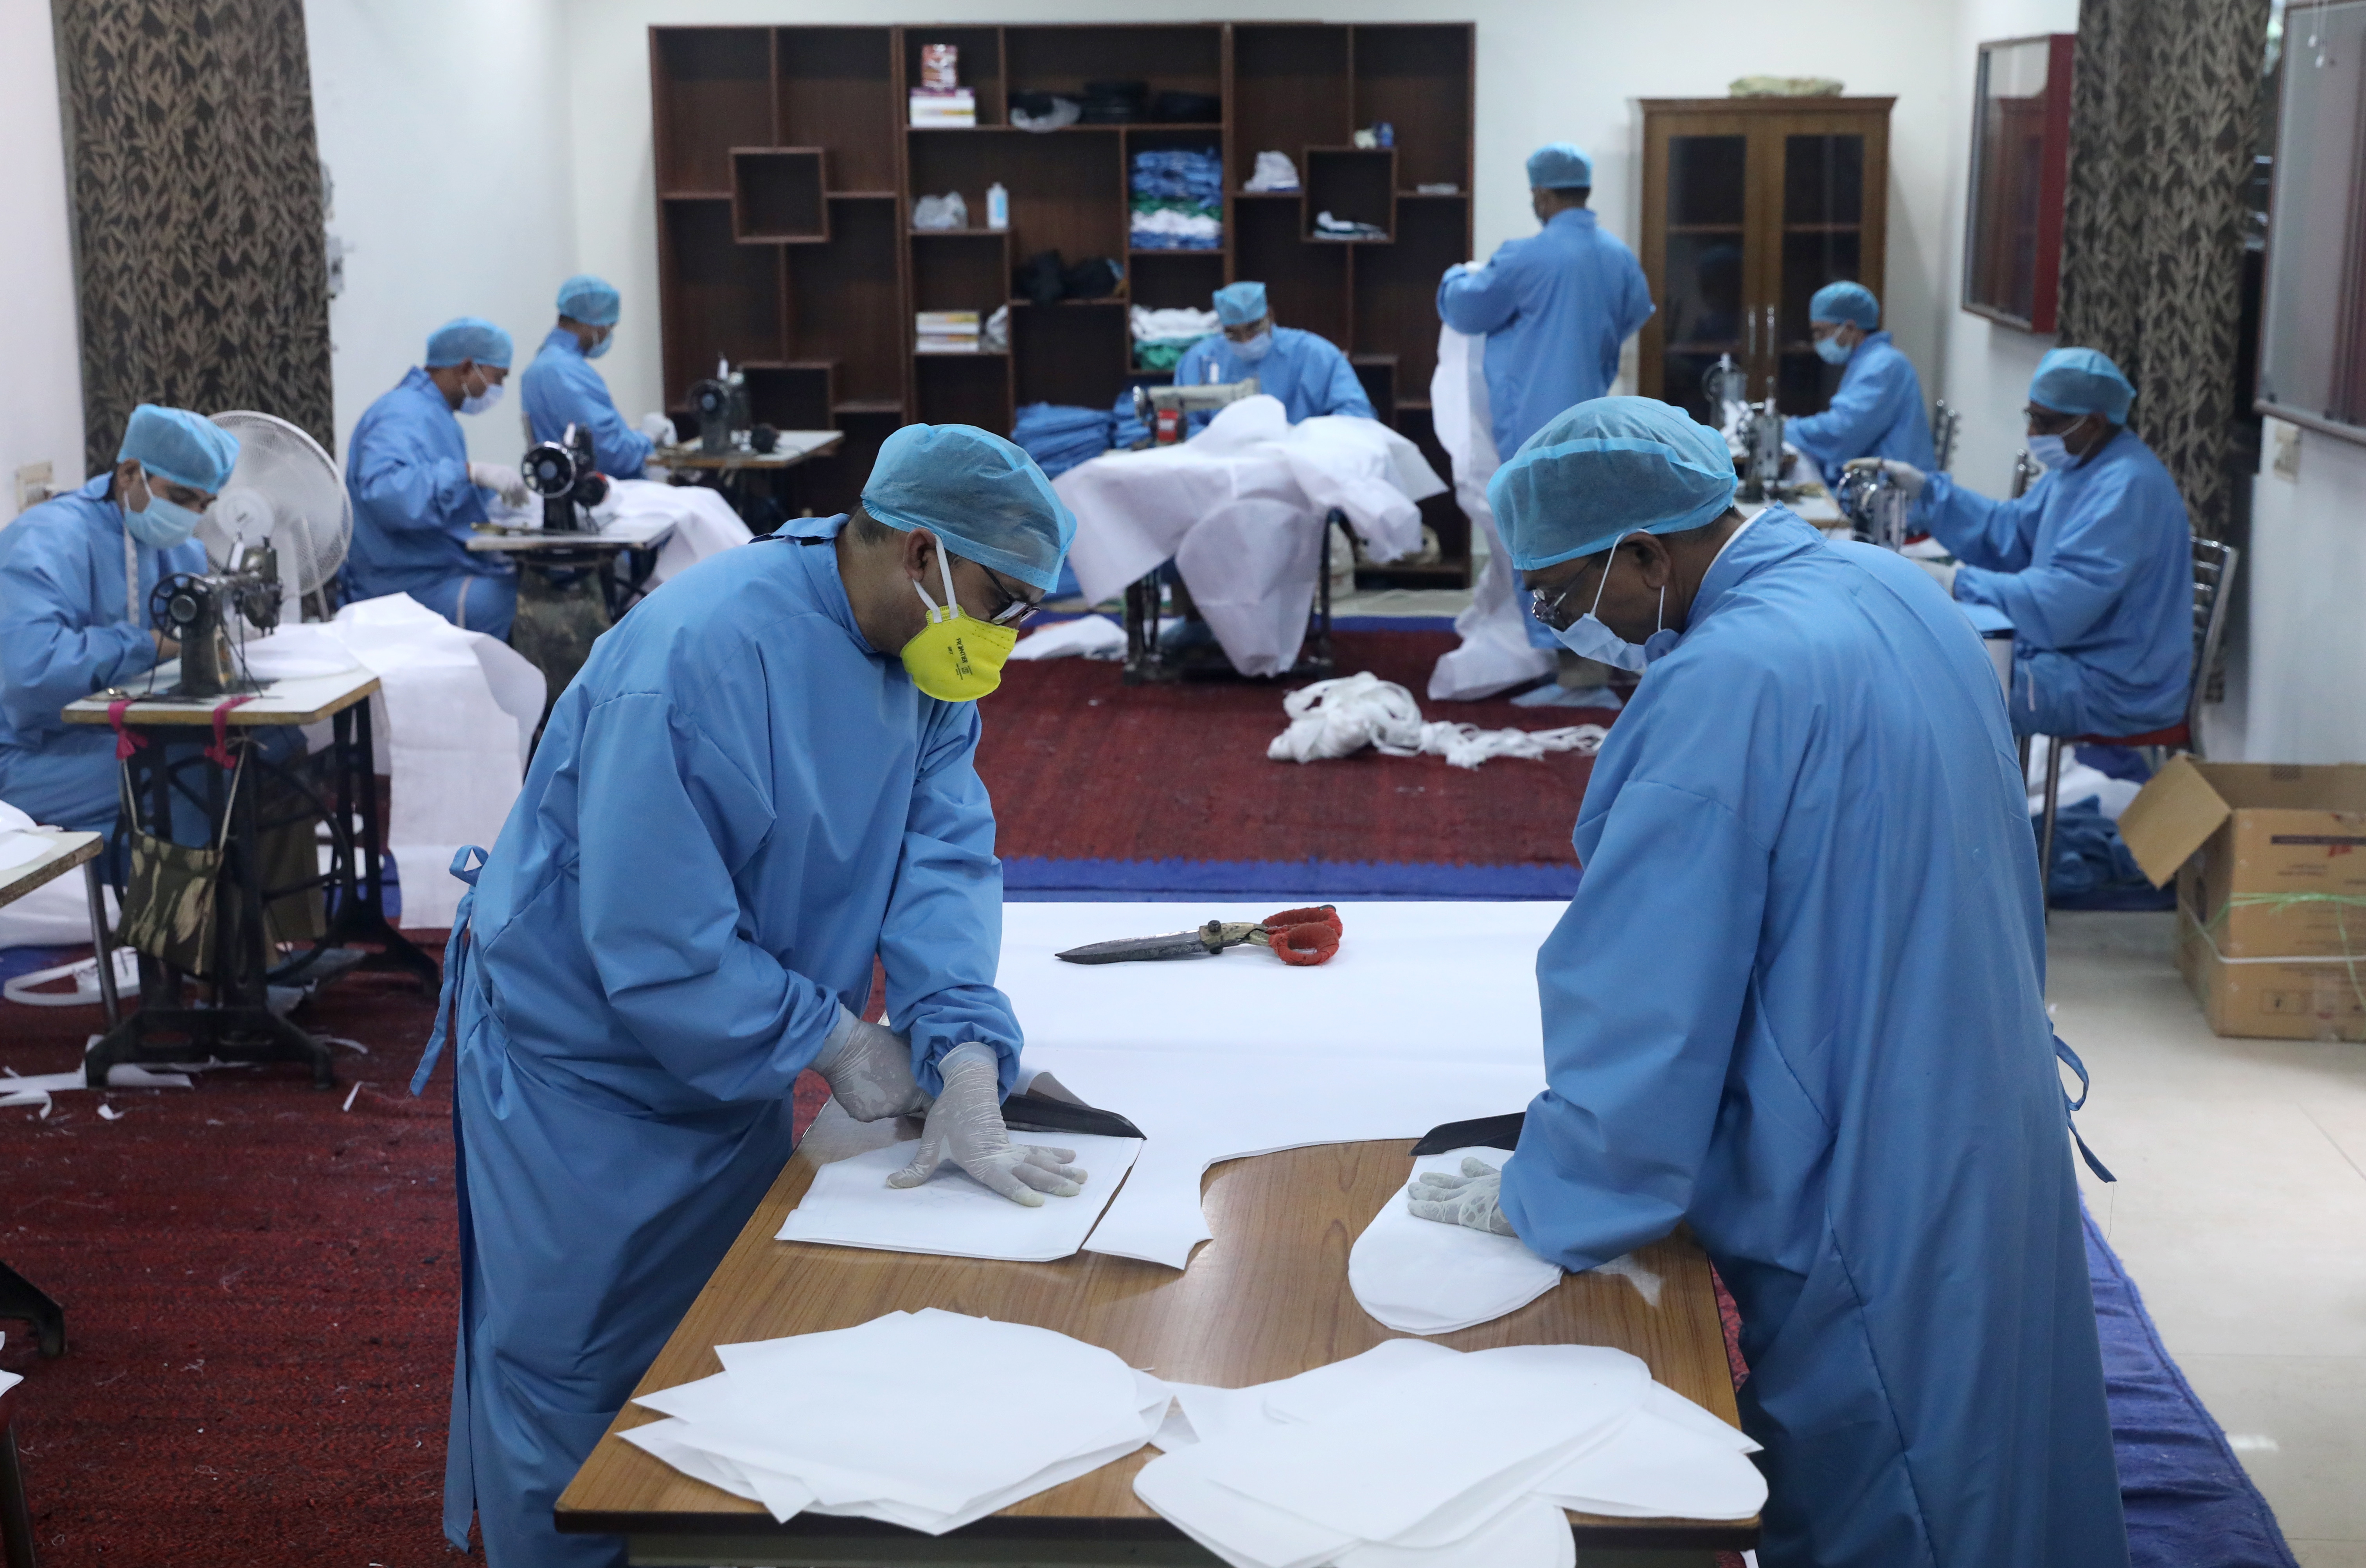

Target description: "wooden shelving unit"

left=649, top=20, right=1475, bottom=582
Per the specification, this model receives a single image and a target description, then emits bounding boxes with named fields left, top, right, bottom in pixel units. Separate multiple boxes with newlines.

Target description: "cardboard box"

left=2119, top=757, right=2366, bottom=1041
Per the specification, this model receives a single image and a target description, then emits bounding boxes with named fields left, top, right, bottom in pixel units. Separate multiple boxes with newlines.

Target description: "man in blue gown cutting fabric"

left=1409, top=397, right=2128, bottom=1567
left=408, top=423, right=1088, bottom=1567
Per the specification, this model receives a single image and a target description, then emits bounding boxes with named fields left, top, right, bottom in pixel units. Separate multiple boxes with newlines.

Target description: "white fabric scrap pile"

left=1057, top=396, right=1445, bottom=676
left=1269, top=674, right=1605, bottom=771
left=1139, top=1338, right=1766, bottom=1568
left=623, top=1310, right=1173, bottom=1532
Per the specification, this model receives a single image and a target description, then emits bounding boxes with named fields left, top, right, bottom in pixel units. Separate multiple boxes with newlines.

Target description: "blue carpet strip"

left=1001, top=856, right=1579, bottom=901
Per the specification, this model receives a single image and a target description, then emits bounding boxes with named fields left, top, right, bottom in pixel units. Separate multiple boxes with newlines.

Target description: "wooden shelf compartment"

left=743, top=363, right=835, bottom=430
left=659, top=198, right=784, bottom=399
left=1350, top=25, right=1473, bottom=196
left=732, top=148, right=829, bottom=243
left=1304, top=147, right=1396, bottom=243
left=901, top=26, right=1004, bottom=125
left=1013, top=302, right=1129, bottom=412
left=777, top=27, right=900, bottom=193
left=912, top=231, right=1010, bottom=321
left=1003, top=24, right=1221, bottom=116
left=1234, top=196, right=1350, bottom=349
left=1352, top=195, right=1463, bottom=394
left=1126, top=249, right=1226, bottom=312
left=784, top=196, right=904, bottom=409
left=910, top=130, right=1126, bottom=271
left=654, top=28, right=775, bottom=195
left=1232, top=24, right=1352, bottom=196
left=915, top=352, right=1012, bottom=430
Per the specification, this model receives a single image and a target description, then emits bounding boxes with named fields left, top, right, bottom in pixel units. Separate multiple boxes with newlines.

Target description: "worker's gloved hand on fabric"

left=1407, top=1156, right=1517, bottom=1237
left=810, top=1005, right=930, bottom=1122
left=888, top=1043, right=1086, bottom=1206
left=470, top=462, right=529, bottom=507
left=1913, top=557, right=1960, bottom=597
left=1843, top=456, right=1927, bottom=499
left=639, top=412, right=679, bottom=446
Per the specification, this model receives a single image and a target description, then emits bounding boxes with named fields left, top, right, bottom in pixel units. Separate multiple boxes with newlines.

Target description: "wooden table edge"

left=0, top=831, right=102, bottom=907
left=60, top=673, right=382, bottom=728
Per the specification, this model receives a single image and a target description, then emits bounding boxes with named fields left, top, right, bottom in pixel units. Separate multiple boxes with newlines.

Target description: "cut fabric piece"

left=1530, top=1387, right=1766, bottom=1521
left=1268, top=673, right=1605, bottom=770
left=1427, top=324, right=1555, bottom=699
left=775, top=1129, right=1143, bottom=1262
left=1350, top=1147, right=1564, bottom=1333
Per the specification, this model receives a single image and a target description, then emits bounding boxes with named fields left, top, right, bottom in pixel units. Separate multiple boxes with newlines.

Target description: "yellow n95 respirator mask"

left=899, top=544, right=1020, bottom=701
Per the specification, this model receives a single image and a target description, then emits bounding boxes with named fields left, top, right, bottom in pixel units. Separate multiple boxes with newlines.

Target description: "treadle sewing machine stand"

left=1122, top=509, right=1338, bottom=685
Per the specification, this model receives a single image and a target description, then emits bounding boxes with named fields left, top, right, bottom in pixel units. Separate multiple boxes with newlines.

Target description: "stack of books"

left=909, top=89, right=976, bottom=128
left=916, top=311, right=982, bottom=354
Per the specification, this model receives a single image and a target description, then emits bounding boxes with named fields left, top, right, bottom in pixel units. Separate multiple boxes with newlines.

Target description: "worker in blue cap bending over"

left=0, top=405, right=239, bottom=837
left=409, top=423, right=1087, bottom=1568
left=518, top=273, right=652, bottom=480
left=342, top=317, right=528, bottom=637
left=1852, top=346, right=2192, bottom=737
left=1171, top=281, right=1373, bottom=433
left=1784, top=282, right=1935, bottom=487
left=1410, top=397, right=2127, bottom=1568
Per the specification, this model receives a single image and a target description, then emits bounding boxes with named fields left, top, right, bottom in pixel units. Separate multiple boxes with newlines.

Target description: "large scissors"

left=1055, top=905, right=1343, bottom=967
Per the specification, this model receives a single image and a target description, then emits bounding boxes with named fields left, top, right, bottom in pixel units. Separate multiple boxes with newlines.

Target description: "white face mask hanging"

left=1538, top=541, right=1680, bottom=672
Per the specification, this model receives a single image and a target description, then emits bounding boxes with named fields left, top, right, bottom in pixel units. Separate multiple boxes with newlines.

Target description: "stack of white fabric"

left=1139, top=1339, right=1766, bottom=1568
left=624, top=1310, right=1173, bottom=1532
left=601, top=478, right=753, bottom=589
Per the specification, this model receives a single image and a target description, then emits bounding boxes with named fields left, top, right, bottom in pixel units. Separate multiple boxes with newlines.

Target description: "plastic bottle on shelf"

left=986, top=182, right=1009, bottom=231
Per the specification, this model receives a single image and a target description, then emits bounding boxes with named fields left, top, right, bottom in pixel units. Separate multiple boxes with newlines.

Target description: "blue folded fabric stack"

left=1109, top=387, right=1149, bottom=450
left=1131, top=149, right=1222, bottom=250
left=1012, top=403, right=1115, bottom=479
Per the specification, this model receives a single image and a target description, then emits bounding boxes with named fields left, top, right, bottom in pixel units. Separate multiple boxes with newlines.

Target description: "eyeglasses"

left=2022, top=405, right=2079, bottom=435
left=976, top=566, right=1042, bottom=625
left=1526, top=569, right=1596, bottom=631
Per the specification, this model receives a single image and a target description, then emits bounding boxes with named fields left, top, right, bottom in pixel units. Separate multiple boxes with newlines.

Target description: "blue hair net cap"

left=1213, top=281, right=1268, bottom=327
left=117, top=405, right=240, bottom=494
left=2030, top=347, right=2135, bottom=424
left=1487, top=397, right=1738, bottom=571
left=1526, top=143, right=1594, bottom=190
left=1809, top=281, right=1880, bottom=329
left=860, top=423, right=1077, bottom=593
left=425, top=316, right=515, bottom=369
left=556, top=274, right=622, bottom=327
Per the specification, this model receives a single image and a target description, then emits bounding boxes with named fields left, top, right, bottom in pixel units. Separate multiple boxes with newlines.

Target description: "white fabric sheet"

left=775, top=1130, right=1143, bottom=1262
left=1010, top=614, right=1127, bottom=661
left=1349, top=1148, right=1565, bottom=1334
left=603, top=478, right=752, bottom=587
left=1336, top=1496, right=1575, bottom=1568
left=1426, top=325, right=1552, bottom=701
left=0, top=870, right=114, bottom=949
left=1001, top=901, right=1559, bottom=1269
left=1532, top=1388, right=1767, bottom=1521
left=1055, top=397, right=1445, bottom=676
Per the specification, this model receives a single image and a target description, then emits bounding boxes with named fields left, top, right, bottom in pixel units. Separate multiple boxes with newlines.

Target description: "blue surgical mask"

left=1813, top=333, right=1854, bottom=366
left=2026, top=433, right=2071, bottom=470
left=124, top=488, right=201, bottom=549
left=461, top=379, right=505, bottom=416
left=586, top=330, right=613, bottom=360
left=1537, top=546, right=1678, bottom=673
left=1231, top=331, right=1273, bottom=364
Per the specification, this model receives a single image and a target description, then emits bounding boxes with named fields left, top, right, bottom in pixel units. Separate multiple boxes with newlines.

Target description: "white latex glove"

left=809, top=1005, right=929, bottom=1121
left=639, top=412, right=678, bottom=446
left=887, top=1044, right=1086, bottom=1206
left=1914, top=557, right=1960, bottom=597
left=1843, top=456, right=1927, bottom=499
left=1407, top=1156, right=1517, bottom=1237
left=469, top=462, right=529, bottom=507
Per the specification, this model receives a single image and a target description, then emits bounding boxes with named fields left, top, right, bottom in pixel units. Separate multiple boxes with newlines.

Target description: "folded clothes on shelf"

left=1314, top=209, right=1389, bottom=241
left=1244, top=150, right=1300, bottom=192
left=1132, top=148, right=1223, bottom=251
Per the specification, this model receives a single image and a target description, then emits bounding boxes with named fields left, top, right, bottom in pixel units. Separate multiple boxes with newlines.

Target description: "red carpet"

left=976, top=629, right=1613, bottom=867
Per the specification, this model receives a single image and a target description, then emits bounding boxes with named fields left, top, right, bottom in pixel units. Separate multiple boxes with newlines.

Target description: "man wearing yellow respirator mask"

left=407, top=423, right=1078, bottom=1568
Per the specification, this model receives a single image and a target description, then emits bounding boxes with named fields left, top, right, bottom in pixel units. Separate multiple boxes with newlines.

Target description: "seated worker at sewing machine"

left=408, top=423, right=1082, bottom=1568
left=519, top=273, right=653, bottom=481
left=1852, top=347, right=2192, bottom=739
left=1783, top=282, right=1935, bottom=488
left=342, top=317, right=527, bottom=638
left=0, top=406, right=237, bottom=836
left=1170, top=282, right=1373, bottom=433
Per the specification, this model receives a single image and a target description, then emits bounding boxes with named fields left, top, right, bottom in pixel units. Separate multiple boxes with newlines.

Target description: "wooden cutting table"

left=558, top=1126, right=1757, bottom=1567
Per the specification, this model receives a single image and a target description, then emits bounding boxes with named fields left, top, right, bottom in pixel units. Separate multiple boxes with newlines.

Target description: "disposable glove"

left=1407, top=1156, right=1517, bottom=1237
left=809, top=1005, right=929, bottom=1121
left=887, top=1044, right=1086, bottom=1206
left=639, top=412, right=679, bottom=446
left=1842, top=456, right=1927, bottom=499
left=1913, top=557, right=1960, bottom=596
left=469, top=462, right=529, bottom=507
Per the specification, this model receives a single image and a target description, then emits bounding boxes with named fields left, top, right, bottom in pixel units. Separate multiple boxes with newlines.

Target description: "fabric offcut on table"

left=775, top=1129, right=1142, bottom=1262
left=1013, top=403, right=1116, bottom=480
left=1349, top=1147, right=1563, bottom=1334
left=1269, top=673, right=1605, bottom=771
left=1133, top=148, right=1222, bottom=250
left=627, top=1310, right=1173, bottom=1532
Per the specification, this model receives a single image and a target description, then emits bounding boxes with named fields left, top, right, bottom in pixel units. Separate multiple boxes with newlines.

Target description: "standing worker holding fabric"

left=342, top=317, right=527, bottom=637
left=409, top=423, right=1088, bottom=1568
left=1170, top=281, right=1374, bottom=430
left=1850, top=346, right=2191, bottom=738
left=1783, top=282, right=1935, bottom=486
left=518, top=274, right=653, bottom=480
left=1409, top=397, right=2127, bottom=1568
left=0, top=406, right=234, bottom=837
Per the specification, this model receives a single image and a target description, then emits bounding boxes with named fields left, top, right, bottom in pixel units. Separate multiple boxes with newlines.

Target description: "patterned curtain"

left=53, top=0, right=334, bottom=475
left=2056, top=0, right=2270, bottom=539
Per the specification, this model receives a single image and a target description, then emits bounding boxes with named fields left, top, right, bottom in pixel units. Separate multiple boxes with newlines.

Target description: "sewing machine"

left=1131, top=378, right=1261, bottom=446
left=146, top=544, right=282, bottom=699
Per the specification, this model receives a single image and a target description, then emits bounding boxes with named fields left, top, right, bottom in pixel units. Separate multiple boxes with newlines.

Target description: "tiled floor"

left=2053, top=911, right=2366, bottom=1564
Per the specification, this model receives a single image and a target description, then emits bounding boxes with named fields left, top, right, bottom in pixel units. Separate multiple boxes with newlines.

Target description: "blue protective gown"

left=342, top=368, right=519, bottom=638
left=1498, top=509, right=2127, bottom=1568
left=411, top=515, right=1022, bottom=1568
left=520, top=328, right=651, bottom=480
left=1917, top=428, right=2192, bottom=738
left=1170, top=327, right=1374, bottom=432
left=1784, top=331, right=1937, bottom=487
left=1436, top=208, right=1655, bottom=462
left=0, top=476, right=204, bottom=832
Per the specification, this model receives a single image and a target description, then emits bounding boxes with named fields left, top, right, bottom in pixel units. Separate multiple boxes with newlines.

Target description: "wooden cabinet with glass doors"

left=1638, top=97, right=1893, bottom=423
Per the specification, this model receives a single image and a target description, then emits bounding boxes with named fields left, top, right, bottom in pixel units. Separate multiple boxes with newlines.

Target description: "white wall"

left=2218, top=426, right=2366, bottom=762
left=1, top=2, right=87, bottom=513
left=305, top=0, right=579, bottom=464
left=561, top=0, right=1963, bottom=429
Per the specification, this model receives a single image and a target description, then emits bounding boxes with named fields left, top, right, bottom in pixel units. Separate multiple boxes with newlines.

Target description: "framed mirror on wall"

left=2258, top=0, right=2366, bottom=443
left=1961, top=34, right=2074, bottom=333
